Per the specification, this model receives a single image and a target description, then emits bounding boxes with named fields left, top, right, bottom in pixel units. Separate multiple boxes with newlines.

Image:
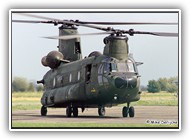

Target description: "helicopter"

left=12, top=13, right=178, bottom=118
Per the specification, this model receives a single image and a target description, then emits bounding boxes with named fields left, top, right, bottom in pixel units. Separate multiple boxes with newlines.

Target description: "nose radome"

left=127, top=77, right=137, bottom=88
left=115, top=77, right=127, bottom=89
left=114, top=77, right=137, bottom=89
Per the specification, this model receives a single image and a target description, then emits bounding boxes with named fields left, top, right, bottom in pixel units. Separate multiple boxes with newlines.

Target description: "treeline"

left=12, top=76, right=178, bottom=93
left=12, top=77, right=43, bottom=92
left=146, top=76, right=178, bottom=93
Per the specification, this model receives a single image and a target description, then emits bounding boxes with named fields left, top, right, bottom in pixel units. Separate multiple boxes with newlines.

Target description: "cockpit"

left=105, top=60, right=135, bottom=73
left=98, top=58, right=137, bottom=75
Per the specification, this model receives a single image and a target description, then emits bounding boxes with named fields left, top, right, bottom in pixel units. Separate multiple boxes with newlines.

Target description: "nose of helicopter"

left=114, top=77, right=137, bottom=89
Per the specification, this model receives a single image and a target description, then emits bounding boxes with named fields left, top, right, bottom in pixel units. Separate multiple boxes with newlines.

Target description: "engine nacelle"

left=41, top=51, right=64, bottom=69
left=41, top=56, right=48, bottom=67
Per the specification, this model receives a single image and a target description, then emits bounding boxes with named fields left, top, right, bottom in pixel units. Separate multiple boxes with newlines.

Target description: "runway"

left=12, top=106, right=179, bottom=126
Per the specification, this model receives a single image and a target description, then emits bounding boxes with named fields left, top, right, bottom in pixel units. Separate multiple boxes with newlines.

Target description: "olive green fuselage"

left=41, top=55, right=141, bottom=108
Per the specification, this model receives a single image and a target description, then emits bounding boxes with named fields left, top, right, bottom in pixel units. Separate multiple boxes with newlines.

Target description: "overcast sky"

left=11, top=10, right=179, bottom=85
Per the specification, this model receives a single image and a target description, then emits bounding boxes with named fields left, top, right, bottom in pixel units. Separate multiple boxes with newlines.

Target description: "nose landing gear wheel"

left=122, top=103, right=135, bottom=118
left=129, top=106, right=135, bottom=117
left=122, top=106, right=129, bottom=117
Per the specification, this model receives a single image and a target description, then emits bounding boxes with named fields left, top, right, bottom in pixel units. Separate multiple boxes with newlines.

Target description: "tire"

left=122, top=106, right=129, bottom=117
left=41, top=106, right=47, bottom=116
left=66, top=106, right=72, bottom=117
left=129, top=106, right=135, bottom=117
left=98, top=107, right=105, bottom=117
left=73, top=107, right=78, bottom=117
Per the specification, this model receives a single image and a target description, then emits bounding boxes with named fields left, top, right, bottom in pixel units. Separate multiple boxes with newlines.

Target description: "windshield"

left=117, top=63, right=127, bottom=72
left=103, top=60, right=135, bottom=73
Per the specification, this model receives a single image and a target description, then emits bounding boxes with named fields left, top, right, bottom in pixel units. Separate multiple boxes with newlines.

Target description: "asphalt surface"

left=12, top=106, right=178, bottom=126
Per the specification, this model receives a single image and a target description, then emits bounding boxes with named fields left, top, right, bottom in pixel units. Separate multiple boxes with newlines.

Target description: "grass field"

left=130, top=92, right=178, bottom=106
left=12, top=92, right=42, bottom=111
left=12, top=122, right=178, bottom=128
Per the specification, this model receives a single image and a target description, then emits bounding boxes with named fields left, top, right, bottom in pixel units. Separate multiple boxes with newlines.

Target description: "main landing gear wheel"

left=41, top=106, right=47, bottom=116
left=66, top=106, right=72, bottom=117
left=98, top=107, right=105, bottom=117
left=66, top=106, right=79, bottom=117
left=122, top=104, right=135, bottom=118
left=73, top=107, right=78, bottom=117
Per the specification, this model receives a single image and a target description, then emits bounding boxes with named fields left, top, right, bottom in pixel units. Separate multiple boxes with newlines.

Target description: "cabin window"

left=77, top=71, right=80, bottom=81
left=75, top=42, right=81, bottom=54
left=53, top=77, right=56, bottom=88
left=69, top=74, right=72, bottom=82
left=57, top=75, right=64, bottom=85
left=86, top=64, right=92, bottom=83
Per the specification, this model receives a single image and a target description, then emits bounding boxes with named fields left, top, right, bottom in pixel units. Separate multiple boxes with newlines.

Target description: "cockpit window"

left=103, top=59, right=135, bottom=73
left=117, top=63, right=127, bottom=72
left=98, top=64, right=104, bottom=74
left=104, top=63, right=110, bottom=73
left=127, top=60, right=135, bottom=72
left=110, top=63, right=117, bottom=72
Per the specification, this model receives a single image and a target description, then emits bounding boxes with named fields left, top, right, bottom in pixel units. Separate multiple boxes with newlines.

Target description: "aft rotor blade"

left=77, top=21, right=178, bottom=25
left=14, top=13, right=63, bottom=22
left=44, top=31, right=114, bottom=40
left=14, top=13, right=109, bottom=31
left=12, top=19, right=57, bottom=24
left=12, top=19, right=41, bottom=23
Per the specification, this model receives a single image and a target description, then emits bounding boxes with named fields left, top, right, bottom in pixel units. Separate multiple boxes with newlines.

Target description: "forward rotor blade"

left=44, top=31, right=113, bottom=40
left=135, top=31, right=178, bottom=37
left=126, top=29, right=178, bottom=37
left=13, top=13, right=178, bottom=37
left=77, top=21, right=178, bottom=25
left=149, top=32, right=178, bottom=37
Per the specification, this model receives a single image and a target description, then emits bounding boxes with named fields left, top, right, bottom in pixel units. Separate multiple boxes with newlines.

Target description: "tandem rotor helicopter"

left=12, top=13, right=178, bottom=118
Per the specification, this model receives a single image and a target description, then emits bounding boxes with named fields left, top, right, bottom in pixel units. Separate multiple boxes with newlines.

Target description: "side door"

left=85, top=64, right=98, bottom=99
